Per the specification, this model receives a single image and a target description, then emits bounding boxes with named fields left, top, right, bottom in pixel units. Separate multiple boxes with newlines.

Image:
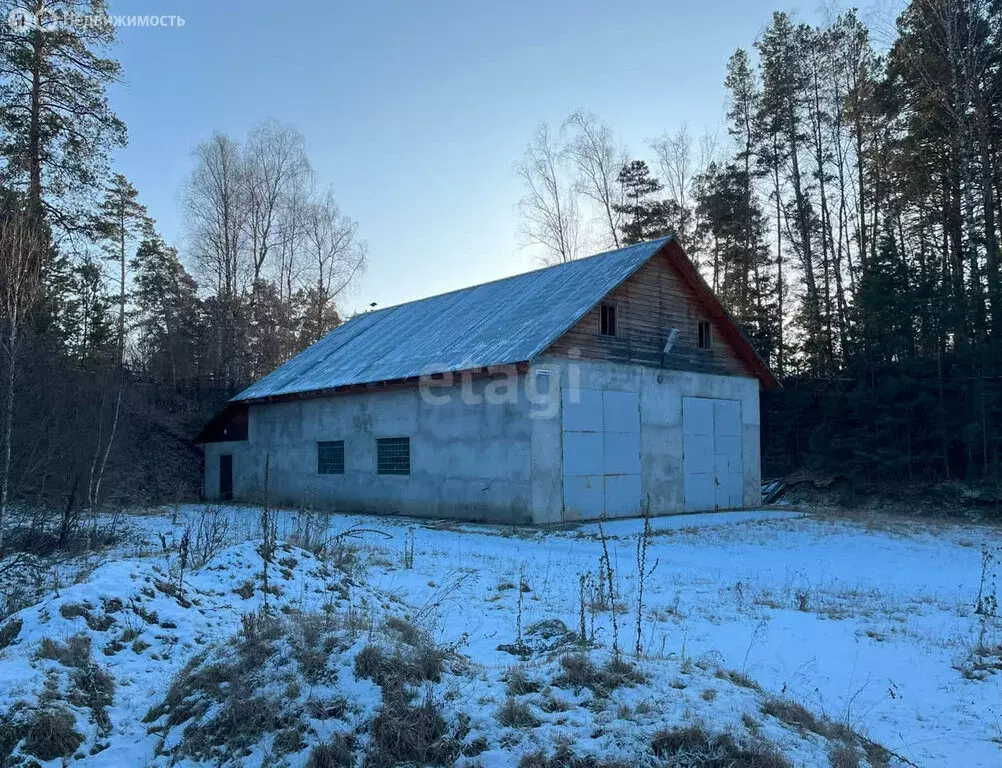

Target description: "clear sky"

left=106, top=0, right=897, bottom=314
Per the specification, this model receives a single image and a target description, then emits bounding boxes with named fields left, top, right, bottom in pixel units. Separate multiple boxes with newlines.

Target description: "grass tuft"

left=715, top=667, right=764, bottom=692
left=0, top=618, right=22, bottom=650
left=367, top=690, right=460, bottom=766
left=552, top=653, right=646, bottom=696
left=829, top=742, right=862, bottom=768
left=651, top=723, right=792, bottom=768
left=21, top=707, right=85, bottom=762
left=36, top=633, right=93, bottom=669
left=306, top=733, right=355, bottom=767
left=504, top=666, right=543, bottom=696
left=353, top=640, right=444, bottom=690
left=519, top=744, right=632, bottom=767
left=496, top=697, right=540, bottom=728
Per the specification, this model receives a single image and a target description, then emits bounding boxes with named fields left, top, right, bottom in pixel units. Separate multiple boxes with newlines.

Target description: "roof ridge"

left=346, top=236, right=674, bottom=320
left=228, top=236, right=694, bottom=403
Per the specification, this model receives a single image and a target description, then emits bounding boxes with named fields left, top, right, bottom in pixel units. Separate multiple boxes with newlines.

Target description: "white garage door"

left=562, top=388, right=641, bottom=520
left=682, top=397, right=743, bottom=512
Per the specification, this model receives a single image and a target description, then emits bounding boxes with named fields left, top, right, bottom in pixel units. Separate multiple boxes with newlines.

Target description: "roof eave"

left=662, top=239, right=780, bottom=390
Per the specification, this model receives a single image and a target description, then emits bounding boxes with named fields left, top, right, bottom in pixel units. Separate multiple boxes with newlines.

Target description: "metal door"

left=562, top=388, right=641, bottom=520
left=713, top=399, right=744, bottom=508
left=219, top=454, right=233, bottom=501
left=682, top=397, right=742, bottom=512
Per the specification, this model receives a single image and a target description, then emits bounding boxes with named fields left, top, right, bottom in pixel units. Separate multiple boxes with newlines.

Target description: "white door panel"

left=684, top=396, right=743, bottom=512
left=605, top=474, right=642, bottom=518
left=603, top=391, right=640, bottom=433
left=713, top=399, right=742, bottom=436
left=564, top=475, right=604, bottom=521
left=563, top=431, right=604, bottom=476
left=682, top=396, right=713, bottom=436
left=562, top=387, right=603, bottom=432
left=603, top=431, right=640, bottom=475
left=562, top=387, right=641, bottom=520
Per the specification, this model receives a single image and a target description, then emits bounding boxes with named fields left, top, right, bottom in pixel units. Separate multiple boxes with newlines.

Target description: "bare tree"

left=242, top=121, right=312, bottom=297
left=516, top=123, right=580, bottom=265
left=564, top=111, right=626, bottom=249
left=277, top=183, right=311, bottom=302
left=0, top=204, right=42, bottom=553
left=183, top=133, right=246, bottom=386
left=651, top=124, right=694, bottom=242
left=300, top=188, right=367, bottom=343
left=184, top=133, right=246, bottom=299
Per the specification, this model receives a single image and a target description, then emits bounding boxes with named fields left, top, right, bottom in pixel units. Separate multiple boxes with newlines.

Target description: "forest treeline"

left=0, top=0, right=366, bottom=539
left=0, top=0, right=999, bottom=541
left=516, top=1, right=1002, bottom=491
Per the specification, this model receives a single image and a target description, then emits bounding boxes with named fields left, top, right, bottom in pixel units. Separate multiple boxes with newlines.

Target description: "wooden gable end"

left=545, top=243, right=755, bottom=380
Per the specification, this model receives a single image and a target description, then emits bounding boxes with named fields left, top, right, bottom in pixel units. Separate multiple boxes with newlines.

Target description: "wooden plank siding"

left=545, top=250, right=751, bottom=378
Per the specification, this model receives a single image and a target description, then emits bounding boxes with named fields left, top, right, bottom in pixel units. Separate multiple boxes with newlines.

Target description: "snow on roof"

left=233, top=237, right=673, bottom=402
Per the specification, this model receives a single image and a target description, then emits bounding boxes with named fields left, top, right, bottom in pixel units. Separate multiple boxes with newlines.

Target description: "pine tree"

left=66, top=255, right=114, bottom=366
left=132, top=235, right=203, bottom=390
left=95, top=174, right=151, bottom=364
left=695, top=162, right=776, bottom=362
left=0, top=0, right=126, bottom=232
left=757, top=12, right=827, bottom=375
left=614, top=160, right=667, bottom=245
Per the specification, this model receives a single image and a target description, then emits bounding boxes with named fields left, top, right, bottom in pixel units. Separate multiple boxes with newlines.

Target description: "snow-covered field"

left=0, top=505, right=999, bottom=766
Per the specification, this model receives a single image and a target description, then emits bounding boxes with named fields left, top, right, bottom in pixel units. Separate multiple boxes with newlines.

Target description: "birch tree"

left=565, top=110, right=625, bottom=248
left=516, top=123, right=580, bottom=265
left=300, top=188, right=367, bottom=344
left=0, top=199, right=42, bottom=552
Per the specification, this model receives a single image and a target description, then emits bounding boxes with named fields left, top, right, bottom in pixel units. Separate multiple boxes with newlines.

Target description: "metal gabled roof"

left=233, top=237, right=674, bottom=402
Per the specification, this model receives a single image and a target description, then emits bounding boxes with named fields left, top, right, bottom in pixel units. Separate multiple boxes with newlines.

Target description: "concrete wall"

left=202, top=359, right=761, bottom=525
left=528, top=357, right=761, bottom=523
left=202, top=376, right=534, bottom=524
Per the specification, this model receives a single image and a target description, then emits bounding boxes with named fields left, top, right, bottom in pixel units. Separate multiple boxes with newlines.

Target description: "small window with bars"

left=376, top=437, right=410, bottom=475
left=317, top=440, right=344, bottom=474
left=600, top=303, right=617, bottom=336
left=697, top=320, right=713, bottom=350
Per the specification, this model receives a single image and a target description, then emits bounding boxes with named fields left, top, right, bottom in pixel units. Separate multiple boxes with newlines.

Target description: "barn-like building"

left=196, top=236, right=778, bottom=524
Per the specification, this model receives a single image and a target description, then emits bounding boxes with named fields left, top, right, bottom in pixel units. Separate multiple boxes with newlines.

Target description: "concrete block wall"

left=202, top=360, right=761, bottom=525
left=202, top=377, right=534, bottom=524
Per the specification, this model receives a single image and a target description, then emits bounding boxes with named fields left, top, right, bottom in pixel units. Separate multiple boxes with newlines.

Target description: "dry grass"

left=59, top=601, right=115, bottom=631
left=714, top=667, right=764, bottom=692
left=0, top=617, right=21, bottom=650
left=288, top=612, right=340, bottom=685
left=353, top=640, right=444, bottom=690
left=829, top=742, right=862, bottom=768
left=504, top=666, right=543, bottom=696
left=306, top=696, right=348, bottom=721
left=519, top=744, right=632, bottom=768
left=273, top=726, right=305, bottom=755
left=650, top=724, right=792, bottom=768
left=366, top=690, right=461, bottom=767
left=19, top=707, right=84, bottom=762
left=759, top=698, right=853, bottom=743
left=67, top=662, right=115, bottom=734
left=539, top=693, right=574, bottom=713
left=36, top=633, right=94, bottom=669
left=496, top=697, right=540, bottom=728
left=463, top=735, right=489, bottom=757
left=145, top=610, right=349, bottom=763
left=306, top=733, right=355, bottom=767
left=384, top=616, right=422, bottom=646
left=552, top=653, right=645, bottom=696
